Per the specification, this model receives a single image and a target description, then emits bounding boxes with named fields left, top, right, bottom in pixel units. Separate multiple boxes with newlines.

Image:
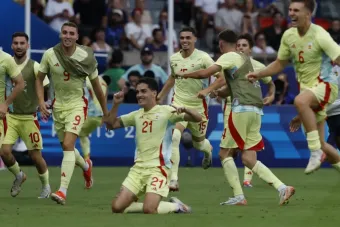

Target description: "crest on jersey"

left=307, top=42, right=313, bottom=49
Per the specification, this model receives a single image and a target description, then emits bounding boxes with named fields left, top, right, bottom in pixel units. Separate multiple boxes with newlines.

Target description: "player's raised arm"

left=157, top=75, right=175, bottom=103
left=105, top=91, right=125, bottom=130
left=182, top=64, right=221, bottom=79
left=89, top=72, right=109, bottom=117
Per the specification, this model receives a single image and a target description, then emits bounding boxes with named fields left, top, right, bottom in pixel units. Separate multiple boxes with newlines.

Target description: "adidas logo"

left=291, top=44, right=296, bottom=48
left=33, top=144, right=38, bottom=148
left=62, top=172, right=66, bottom=177
left=54, top=63, right=59, bottom=67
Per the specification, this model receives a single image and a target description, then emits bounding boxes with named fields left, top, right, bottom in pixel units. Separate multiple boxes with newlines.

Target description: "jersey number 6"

left=298, top=51, right=304, bottom=63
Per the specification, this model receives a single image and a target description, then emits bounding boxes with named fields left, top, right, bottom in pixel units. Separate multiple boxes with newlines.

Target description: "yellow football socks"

left=39, top=170, right=50, bottom=187
left=123, top=202, right=178, bottom=214
left=252, top=161, right=284, bottom=190
left=244, top=166, right=253, bottom=182
left=80, top=136, right=90, bottom=160
left=193, top=139, right=212, bottom=155
left=74, top=148, right=88, bottom=171
left=221, top=157, right=244, bottom=196
left=8, top=161, right=21, bottom=178
left=170, top=129, right=181, bottom=181
left=60, top=151, right=76, bottom=193
left=306, top=130, right=321, bottom=151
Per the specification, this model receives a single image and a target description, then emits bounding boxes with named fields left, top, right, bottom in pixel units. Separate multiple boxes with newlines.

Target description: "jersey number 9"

left=63, top=71, right=70, bottom=81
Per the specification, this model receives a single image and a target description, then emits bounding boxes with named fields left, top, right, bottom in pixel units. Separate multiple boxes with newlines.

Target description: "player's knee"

left=294, top=95, right=308, bottom=110
left=28, top=150, right=42, bottom=162
left=143, top=206, right=157, bottom=214
left=172, top=129, right=181, bottom=146
left=218, top=148, right=233, bottom=160
left=111, top=200, right=124, bottom=213
left=1, top=146, right=12, bottom=156
left=62, top=141, right=75, bottom=151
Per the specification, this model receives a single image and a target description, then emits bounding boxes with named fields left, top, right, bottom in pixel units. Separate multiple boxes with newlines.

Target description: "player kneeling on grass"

left=0, top=32, right=50, bottom=198
left=105, top=78, right=201, bottom=214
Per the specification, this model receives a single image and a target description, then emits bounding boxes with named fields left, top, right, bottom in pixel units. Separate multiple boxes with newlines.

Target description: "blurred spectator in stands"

left=144, top=70, right=155, bottom=79
left=214, top=0, right=243, bottom=34
left=274, top=73, right=294, bottom=105
left=102, top=49, right=126, bottom=95
left=105, top=0, right=129, bottom=26
left=174, top=0, right=193, bottom=27
left=144, top=28, right=168, bottom=52
left=44, top=0, right=74, bottom=33
left=91, top=28, right=112, bottom=53
left=119, top=47, right=168, bottom=88
left=125, top=8, right=152, bottom=50
left=31, top=0, right=45, bottom=19
left=328, top=19, right=340, bottom=44
left=73, top=0, right=106, bottom=37
left=105, top=9, right=127, bottom=49
left=252, top=32, right=276, bottom=54
left=241, top=0, right=259, bottom=36
left=80, top=36, right=92, bottom=46
left=135, top=0, right=153, bottom=24
left=124, top=71, right=141, bottom=103
left=152, top=10, right=179, bottom=51
left=194, top=0, right=223, bottom=38
left=263, top=11, right=287, bottom=51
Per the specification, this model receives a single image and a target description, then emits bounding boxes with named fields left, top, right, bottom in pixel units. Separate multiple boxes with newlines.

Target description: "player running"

left=106, top=78, right=201, bottom=214
left=179, top=29, right=295, bottom=205
left=36, top=22, right=108, bottom=205
left=1, top=32, right=51, bottom=198
left=157, top=27, right=214, bottom=191
left=79, top=76, right=108, bottom=160
left=247, top=0, right=340, bottom=174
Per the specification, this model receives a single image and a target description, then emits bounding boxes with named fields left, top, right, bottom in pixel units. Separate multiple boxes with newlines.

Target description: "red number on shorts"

left=222, top=128, right=227, bottom=139
left=151, top=177, right=164, bottom=188
left=199, top=121, right=207, bottom=134
left=63, top=71, right=70, bottom=81
left=142, top=120, right=153, bottom=133
left=298, top=51, right=304, bottom=63
left=73, top=115, right=81, bottom=125
left=29, top=132, right=40, bottom=143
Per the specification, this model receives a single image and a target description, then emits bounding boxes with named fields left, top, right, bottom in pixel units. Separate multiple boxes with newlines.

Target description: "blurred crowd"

left=12, top=0, right=340, bottom=105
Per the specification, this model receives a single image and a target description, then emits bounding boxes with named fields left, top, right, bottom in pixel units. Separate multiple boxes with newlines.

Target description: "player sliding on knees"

left=157, top=27, right=215, bottom=191
left=246, top=0, right=340, bottom=174
left=36, top=22, right=108, bottom=205
left=177, top=29, right=295, bottom=205
left=105, top=78, right=202, bottom=214
left=1, top=32, right=51, bottom=198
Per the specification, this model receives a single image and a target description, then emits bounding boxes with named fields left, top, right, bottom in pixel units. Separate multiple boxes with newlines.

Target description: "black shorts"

left=327, top=115, right=340, bottom=139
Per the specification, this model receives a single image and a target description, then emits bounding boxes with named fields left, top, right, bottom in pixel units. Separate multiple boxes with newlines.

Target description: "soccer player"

left=157, top=27, right=214, bottom=191
left=36, top=22, right=108, bottom=205
left=79, top=76, right=108, bottom=160
left=0, top=32, right=51, bottom=198
left=179, top=30, right=294, bottom=205
left=246, top=0, right=340, bottom=174
left=0, top=50, right=25, bottom=190
left=106, top=78, right=201, bottom=214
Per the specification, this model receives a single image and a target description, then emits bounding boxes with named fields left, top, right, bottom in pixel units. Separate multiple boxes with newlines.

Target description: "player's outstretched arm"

left=197, top=74, right=226, bottom=99
left=182, top=65, right=222, bottom=79
left=157, top=75, right=175, bottom=104
left=263, top=80, right=275, bottom=105
left=247, top=59, right=289, bottom=82
left=216, top=85, right=230, bottom=98
left=90, top=77, right=109, bottom=116
left=36, top=71, right=50, bottom=118
left=171, top=105, right=202, bottom=122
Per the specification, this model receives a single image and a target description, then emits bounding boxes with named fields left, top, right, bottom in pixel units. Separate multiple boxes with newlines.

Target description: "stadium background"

left=0, top=0, right=338, bottom=168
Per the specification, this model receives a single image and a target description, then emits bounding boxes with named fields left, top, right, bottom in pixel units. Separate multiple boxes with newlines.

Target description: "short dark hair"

left=128, top=71, right=141, bottom=79
left=110, top=49, right=124, bottom=65
left=144, top=70, right=155, bottom=79
left=237, top=33, right=254, bottom=48
left=254, top=32, right=265, bottom=42
left=218, top=29, right=238, bottom=44
left=137, top=77, right=159, bottom=92
left=12, top=32, right=29, bottom=41
left=152, top=28, right=162, bottom=37
left=290, top=0, right=316, bottom=13
left=61, top=22, right=78, bottom=32
left=179, top=27, right=196, bottom=37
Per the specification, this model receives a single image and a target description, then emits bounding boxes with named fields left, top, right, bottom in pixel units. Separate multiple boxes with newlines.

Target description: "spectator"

left=31, top=0, right=45, bottom=19
left=124, top=71, right=141, bottom=103
left=91, top=28, right=112, bottom=52
left=214, top=0, right=243, bottom=34
left=252, top=32, right=276, bottom=54
left=119, top=47, right=168, bottom=88
left=241, top=0, right=259, bottom=36
left=144, top=28, right=168, bottom=52
left=135, top=0, right=153, bottom=24
left=102, top=49, right=126, bottom=94
left=144, top=70, right=155, bottom=79
left=194, top=0, right=223, bottom=38
left=105, top=9, right=127, bottom=49
left=263, top=11, right=287, bottom=51
left=80, top=36, right=92, bottom=46
left=152, top=10, right=179, bottom=51
left=105, top=0, right=129, bottom=26
left=125, top=8, right=152, bottom=50
left=73, top=0, right=106, bottom=36
left=44, top=0, right=74, bottom=33
left=328, top=19, right=340, bottom=44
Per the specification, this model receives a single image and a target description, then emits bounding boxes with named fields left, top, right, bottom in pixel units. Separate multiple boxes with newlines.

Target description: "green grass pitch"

left=1, top=167, right=340, bottom=227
